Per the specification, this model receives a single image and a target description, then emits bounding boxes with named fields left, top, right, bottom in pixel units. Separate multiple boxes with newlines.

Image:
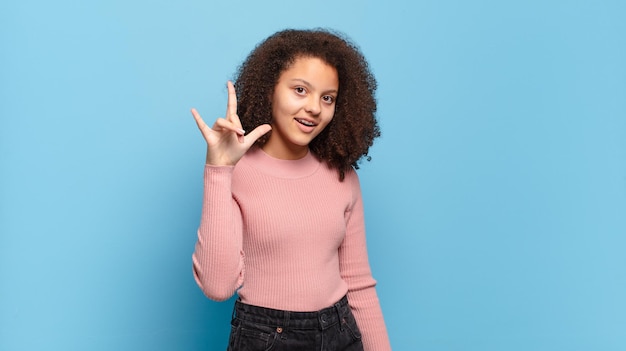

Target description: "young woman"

left=191, top=29, right=391, bottom=351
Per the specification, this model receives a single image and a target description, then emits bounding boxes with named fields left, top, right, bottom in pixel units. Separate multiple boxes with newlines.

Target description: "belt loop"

left=280, top=311, right=290, bottom=340
left=231, top=300, right=238, bottom=321
left=334, top=298, right=344, bottom=332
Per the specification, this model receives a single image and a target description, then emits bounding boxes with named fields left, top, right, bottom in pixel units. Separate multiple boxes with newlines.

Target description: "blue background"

left=1, top=0, right=625, bottom=350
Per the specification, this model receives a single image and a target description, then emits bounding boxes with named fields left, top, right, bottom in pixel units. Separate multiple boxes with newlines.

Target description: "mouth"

left=295, top=118, right=317, bottom=127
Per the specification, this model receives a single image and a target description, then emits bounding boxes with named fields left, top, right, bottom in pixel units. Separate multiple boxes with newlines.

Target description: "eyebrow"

left=290, top=78, right=338, bottom=95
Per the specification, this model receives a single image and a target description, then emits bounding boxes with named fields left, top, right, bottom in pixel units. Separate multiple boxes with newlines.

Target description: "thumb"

left=243, top=124, right=272, bottom=147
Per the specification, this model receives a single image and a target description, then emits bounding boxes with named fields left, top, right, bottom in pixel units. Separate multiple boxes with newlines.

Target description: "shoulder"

left=334, top=166, right=362, bottom=207
left=343, top=166, right=361, bottom=190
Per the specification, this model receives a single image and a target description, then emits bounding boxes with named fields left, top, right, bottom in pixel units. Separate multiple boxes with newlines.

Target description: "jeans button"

left=321, top=314, right=327, bottom=323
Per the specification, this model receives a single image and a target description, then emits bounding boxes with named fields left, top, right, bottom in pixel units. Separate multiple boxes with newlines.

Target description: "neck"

left=261, top=141, right=309, bottom=160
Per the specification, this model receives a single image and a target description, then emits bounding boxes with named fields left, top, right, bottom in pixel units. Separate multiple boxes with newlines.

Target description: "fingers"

left=213, top=117, right=245, bottom=136
left=243, top=124, right=272, bottom=146
left=226, top=81, right=237, bottom=118
left=226, top=81, right=244, bottom=129
left=191, top=108, right=209, bottom=130
left=192, top=81, right=250, bottom=146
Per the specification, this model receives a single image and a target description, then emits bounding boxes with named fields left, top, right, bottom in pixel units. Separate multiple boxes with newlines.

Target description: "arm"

left=340, top=170, right=392, bottom=351
left=190, top=81, right=271, bottom=300
left=192, top=165, right=244, bottom=301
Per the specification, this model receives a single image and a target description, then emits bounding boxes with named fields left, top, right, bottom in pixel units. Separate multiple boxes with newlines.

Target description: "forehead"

left=278, top=56, right=338, bottom=86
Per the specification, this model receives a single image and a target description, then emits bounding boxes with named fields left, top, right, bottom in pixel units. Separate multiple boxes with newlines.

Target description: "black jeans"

left=227, top=296, right=364, bottom=351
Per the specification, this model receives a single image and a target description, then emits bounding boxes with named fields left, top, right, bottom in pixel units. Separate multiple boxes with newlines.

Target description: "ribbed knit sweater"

left=192, top=147, right=391, bottom=350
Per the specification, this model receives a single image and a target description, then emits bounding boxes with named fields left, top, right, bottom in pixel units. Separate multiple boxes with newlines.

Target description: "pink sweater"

left=192, top=147, right=391, bottom=350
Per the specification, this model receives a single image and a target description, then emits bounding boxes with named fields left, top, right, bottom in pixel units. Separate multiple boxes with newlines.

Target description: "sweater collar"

left=244, top=147, right=320, bottom=179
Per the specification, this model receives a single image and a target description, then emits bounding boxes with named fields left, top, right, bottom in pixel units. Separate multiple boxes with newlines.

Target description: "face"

left=262, top=56, right=339, bottom=160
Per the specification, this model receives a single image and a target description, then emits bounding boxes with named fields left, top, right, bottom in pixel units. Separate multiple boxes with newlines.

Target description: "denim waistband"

left=233, top=296, right=350, bottom=330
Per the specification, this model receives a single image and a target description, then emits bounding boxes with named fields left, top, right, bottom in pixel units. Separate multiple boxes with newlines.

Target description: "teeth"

left=296, top=118, right=315, bottom=126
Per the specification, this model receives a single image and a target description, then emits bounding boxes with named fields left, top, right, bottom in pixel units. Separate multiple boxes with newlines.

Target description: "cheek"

left=323, top=107, right=336, bottom=123
left=274, top=93, right=300, bottom=115
left=316, top=112, right=334, bottom=132
left=272, top=91, right=289, bottom=117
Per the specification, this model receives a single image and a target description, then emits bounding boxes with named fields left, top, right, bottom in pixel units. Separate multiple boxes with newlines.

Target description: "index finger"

left=226, top=81, right=239, bottom=124
left=191, top=108, right=206, bottom=128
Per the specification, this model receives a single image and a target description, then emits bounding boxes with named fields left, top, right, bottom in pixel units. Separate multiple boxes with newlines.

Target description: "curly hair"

left=233, top=28, right=379, bottom=181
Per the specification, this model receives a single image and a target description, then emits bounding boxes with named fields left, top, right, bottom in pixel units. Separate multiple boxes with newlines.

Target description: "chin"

left=292, top=136, right=317, bottom=147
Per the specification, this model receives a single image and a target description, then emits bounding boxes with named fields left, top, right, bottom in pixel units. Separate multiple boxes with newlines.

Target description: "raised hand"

left=192, top=81, right=272, bottom=166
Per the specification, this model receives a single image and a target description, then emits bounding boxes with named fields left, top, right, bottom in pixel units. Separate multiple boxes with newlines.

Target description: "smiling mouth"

left=295, top=118, right=317, bottom=127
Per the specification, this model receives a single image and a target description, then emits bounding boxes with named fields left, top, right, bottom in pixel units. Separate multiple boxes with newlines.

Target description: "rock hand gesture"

left=191, top=81, right=272, bottom=166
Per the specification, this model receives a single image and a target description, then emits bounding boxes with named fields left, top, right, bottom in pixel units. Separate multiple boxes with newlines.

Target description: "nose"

left=304, top=96, right=321, bottom=116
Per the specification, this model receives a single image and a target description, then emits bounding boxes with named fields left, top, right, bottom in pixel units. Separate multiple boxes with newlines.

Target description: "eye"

left=322, top=95, right=335, bottom=104
left=294, top=87, right=306, bottom=95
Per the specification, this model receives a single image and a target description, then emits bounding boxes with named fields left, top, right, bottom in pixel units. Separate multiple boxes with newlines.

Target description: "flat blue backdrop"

left=1, top=0, right=625, bottom=350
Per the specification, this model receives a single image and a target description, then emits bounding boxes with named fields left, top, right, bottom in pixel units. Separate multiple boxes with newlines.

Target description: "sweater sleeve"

left=340, top=170, right=392, bottom=351
left=192, top=165, right=245, bottom=301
